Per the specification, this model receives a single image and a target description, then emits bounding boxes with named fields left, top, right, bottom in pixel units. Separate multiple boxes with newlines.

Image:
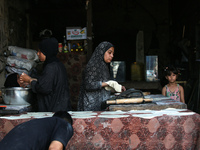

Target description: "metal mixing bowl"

left=1, top=87, right=33, bottom=105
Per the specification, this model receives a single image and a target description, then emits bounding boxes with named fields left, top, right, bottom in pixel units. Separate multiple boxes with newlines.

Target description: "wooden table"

left=108, top=94, right=187, bottom=111
left=0, top=109, right=199, bottom=150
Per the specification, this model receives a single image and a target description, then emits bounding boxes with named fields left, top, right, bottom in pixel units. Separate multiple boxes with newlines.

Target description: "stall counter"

left=108, top=94, right=187, bottom=111
left=0, top=109, right=199, bottom=150
left=0, top=104, right=31, bottom=116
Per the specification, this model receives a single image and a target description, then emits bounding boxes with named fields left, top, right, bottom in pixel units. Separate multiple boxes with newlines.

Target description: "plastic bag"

left=8, top=46, right=39, bottom=61
left=6, top=66, right=29, bottom=75
left=6, top=56, right=36, bottom=71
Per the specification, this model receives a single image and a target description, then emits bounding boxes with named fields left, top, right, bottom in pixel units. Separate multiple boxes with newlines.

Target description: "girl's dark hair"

left=164, top=65, right=178, bottom=76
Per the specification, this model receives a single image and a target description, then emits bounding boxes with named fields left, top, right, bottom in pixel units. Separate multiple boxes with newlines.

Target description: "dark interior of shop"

left=0, top=2, right=200, bottom=148
left=25, top=0, right=200, bottom=112
left=1, top=0, right=200, bottom=113
left=28, top=0, right=199, bottom=78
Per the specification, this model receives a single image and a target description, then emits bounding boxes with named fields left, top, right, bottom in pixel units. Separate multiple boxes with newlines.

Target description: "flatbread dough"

left=105, top=80, right=122, bottom=92
left=72, top=115, right=97, bottom=119
left=98, top=115, right=130, bottom=118
left=132, top=113, right=162, bottom=119
left=100, top=111, right=126, bottom=115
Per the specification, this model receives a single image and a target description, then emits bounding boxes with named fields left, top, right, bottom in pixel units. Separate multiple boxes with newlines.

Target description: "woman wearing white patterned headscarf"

left=78, top=41, right=125, bottom=111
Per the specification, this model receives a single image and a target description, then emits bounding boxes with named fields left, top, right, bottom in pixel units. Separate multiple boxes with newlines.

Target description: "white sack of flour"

left=6, top=66, right=29, bottom=75
left=8, top=46, right=39, bottom=61
left=6, top=56, right=36, bottom=71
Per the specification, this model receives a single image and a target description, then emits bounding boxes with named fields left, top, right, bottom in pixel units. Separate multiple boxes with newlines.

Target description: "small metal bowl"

left=1, top=87, right=33, bottom=105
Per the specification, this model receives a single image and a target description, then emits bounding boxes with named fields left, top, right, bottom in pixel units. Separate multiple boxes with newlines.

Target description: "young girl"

left=162, top=66, right=185, bottom=103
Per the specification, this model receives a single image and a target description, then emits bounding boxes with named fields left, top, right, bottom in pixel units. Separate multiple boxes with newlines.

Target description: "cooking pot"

left=1, top=87, right=33, bottom=105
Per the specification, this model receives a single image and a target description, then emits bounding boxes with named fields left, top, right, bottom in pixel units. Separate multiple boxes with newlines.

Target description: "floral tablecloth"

left=0, top=109, right=199, bottom=150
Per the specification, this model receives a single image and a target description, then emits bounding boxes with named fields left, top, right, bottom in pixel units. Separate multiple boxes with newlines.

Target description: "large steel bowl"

left=1, top=87, right=33, bottom=105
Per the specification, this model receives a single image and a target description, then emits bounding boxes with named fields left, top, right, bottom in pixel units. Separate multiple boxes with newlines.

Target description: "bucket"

left=131, top=62, right=144, bottom=81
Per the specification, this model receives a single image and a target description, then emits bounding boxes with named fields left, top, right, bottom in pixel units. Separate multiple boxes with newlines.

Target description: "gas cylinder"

left=131, top=62, right=144, bottom=81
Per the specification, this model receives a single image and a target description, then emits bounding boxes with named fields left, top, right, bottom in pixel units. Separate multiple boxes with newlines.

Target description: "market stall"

left=0, top=109, right=199, bottom=150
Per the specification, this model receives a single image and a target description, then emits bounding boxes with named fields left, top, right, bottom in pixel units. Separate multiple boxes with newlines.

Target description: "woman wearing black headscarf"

left=20, top=37, right=71, bottom=112
left=78, top=41, right=126, bottom=111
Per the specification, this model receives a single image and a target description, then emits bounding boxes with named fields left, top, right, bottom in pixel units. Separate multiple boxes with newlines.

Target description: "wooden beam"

left=86, top=0, right=93, bottom=61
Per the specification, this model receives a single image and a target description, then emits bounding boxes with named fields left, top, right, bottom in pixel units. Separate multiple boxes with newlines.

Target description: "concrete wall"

left=0, top=0, right=29, bottom=88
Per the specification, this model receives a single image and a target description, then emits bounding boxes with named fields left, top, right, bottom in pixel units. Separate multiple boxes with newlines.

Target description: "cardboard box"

left=66, top=27, right=87, bottom=40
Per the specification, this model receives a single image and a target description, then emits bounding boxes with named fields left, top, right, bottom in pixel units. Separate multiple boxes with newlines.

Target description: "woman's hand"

left=16, top=74, right=29, bottom=87
left=102, top=82, right=109, bottom=87
left=20, top=73, right=34, bottom=84
left=121, top=86, right=126, bottom=92
left=19, top=81, right=29, bottom=88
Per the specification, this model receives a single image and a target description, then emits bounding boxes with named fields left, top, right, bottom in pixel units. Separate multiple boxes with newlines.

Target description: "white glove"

left=105, top=80, right=122, bottom=92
